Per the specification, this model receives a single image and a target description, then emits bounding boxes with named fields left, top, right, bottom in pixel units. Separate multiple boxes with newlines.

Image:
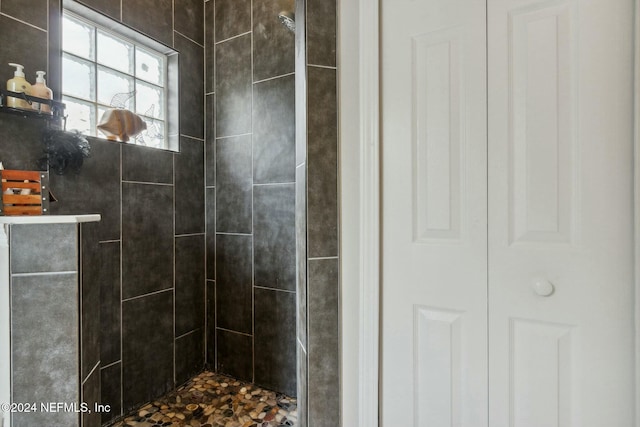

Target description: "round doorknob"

left=532, top=278, right=555, bottom=297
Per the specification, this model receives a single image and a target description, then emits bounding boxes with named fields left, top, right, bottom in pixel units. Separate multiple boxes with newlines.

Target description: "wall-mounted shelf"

left=0, top=89, right=66, bottom=128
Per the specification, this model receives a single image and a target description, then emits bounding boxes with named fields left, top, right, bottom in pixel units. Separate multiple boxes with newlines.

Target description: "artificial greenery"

left=39, top=129, right=91, bottom=175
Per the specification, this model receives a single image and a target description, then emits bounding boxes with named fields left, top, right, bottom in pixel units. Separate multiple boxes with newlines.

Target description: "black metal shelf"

left=0, top=89, right=66, bottom=128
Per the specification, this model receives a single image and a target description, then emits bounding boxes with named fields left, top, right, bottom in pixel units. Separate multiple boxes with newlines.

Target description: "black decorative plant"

left=39, top=129, right=91, bottom=175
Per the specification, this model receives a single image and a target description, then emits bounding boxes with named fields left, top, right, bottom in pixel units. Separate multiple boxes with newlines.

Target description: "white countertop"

left=0, top=214, right=101, bottom=224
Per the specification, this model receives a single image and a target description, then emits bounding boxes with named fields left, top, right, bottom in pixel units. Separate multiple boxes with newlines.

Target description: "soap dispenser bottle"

left=6, top=63, right=32, bottom=110
left=31, top=71, right=53, bottom=114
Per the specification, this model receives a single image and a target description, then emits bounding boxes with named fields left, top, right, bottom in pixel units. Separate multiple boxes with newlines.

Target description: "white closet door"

left=487, top=0, right=636, bottom=425
left=380, top=0, right=488, bottom=425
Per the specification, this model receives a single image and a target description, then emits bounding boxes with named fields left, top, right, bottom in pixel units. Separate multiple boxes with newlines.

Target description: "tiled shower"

left=0, top=0, right=338, bottom=426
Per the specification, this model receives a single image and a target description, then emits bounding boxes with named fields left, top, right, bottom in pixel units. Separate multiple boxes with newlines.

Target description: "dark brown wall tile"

left=101, top=362, right=122, bottom=424
left=122, top=0, right=173, bottom=46
left=214, top=0, right=251, bottom=42
left=175, top=0, right=204, bottom=45
left=215, top=35, right=252, bottom=137
left=253, top=0, right=295, bottom=81
left=253, top=75, right=295, bottom=184
left=216, top=135, right=252, bottom=233
left=216, top=234, right=252, bottom=333
left=176, top=33, right=205, bottom=139
left=2, top=0, right=48, bottom=29
left=306, top=0, right=336, bottom=67
left=75, top=0, right=121, bottom=20
left=306, top=67, right=338, bottom=258
left=175, top=137, right=205, bottom=234
left=176, top=329, right=205, bottom=385
left=122, top=143, right=174, bottom=184
left=205, top=0, right=215, bottom=92
left=175, top=235, right=206, bottom=336
left=216, top=329, right=253, bottom=382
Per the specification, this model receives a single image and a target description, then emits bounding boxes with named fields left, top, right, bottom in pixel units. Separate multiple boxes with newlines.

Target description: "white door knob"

left=532, top=278, right=555, bottom=297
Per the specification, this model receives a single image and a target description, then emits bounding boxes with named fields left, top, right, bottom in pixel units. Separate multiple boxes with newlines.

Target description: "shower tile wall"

left=207, top=0, right=297, bottom=397
left=296, top=0, right=340, bottom=425
left=0, top=1, right=206, bottom=425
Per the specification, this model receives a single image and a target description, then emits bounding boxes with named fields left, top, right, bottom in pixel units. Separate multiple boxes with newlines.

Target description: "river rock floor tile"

left=107, top=371, right=297, bottom=427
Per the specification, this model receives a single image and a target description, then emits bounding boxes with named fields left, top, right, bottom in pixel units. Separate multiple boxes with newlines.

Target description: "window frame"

left=61, top=0, right=179, bottom=151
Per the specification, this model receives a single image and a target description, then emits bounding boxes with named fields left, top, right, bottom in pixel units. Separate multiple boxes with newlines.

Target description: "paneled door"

left=380, top=0, right=489, bottom=425
left=381, top=0, right=636, bottom=425
left=487, top=0, right=635, bottom=425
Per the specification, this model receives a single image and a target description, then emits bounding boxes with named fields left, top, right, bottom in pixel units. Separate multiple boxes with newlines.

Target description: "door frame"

left=339, top=0, right=639, bottom=426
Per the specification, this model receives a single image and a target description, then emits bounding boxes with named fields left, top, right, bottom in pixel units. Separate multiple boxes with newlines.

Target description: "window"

left=61, top=5, right=178, bottom=150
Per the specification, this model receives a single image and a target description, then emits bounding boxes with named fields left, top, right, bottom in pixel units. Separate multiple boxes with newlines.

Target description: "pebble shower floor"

left=107, top=371, right=297, bottom=427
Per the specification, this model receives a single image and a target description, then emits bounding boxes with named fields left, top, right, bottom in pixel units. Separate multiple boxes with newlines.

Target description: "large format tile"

left=82, top=365, right=101, bottom=427
left=11, top=273, right=79, bottom=427
left=122, top=0, right=173, bottom=46
left=80, top=225, right=101, bottom=381
left=253, top=75, right=295, bottom=184
left=206, top=280, right=216, bottom=367
left=205, top=1, right=215, bottom=93
left=206, top=93, right=216, bottom=186
left=0, top=15, right=47, bottom=81
left=0, top=115, right=47, bottom=172
left=307, top=258, right=339, bottom=427
left=2, top=0, right=48, bottom=30
left=122, top=143, right=173, bottom=184
left=295, top=165, right=307, bottom=348
left=175, top=33, right=205, bottom=139
left=253, top=184, right=296, bottom=291
left=175, top=137, right=205, bottom=235
left=252, top=0, right=295, bottom=82
left=10, top=223, right=77, bottom=274
left=76, top=0, right=120, bottom=20
left=101, top=362, right=122, bottom=424
left=254, top=288, right=297, bottom=397
left=97, top=242, right=121, bottom=366
left=307, top=67, right=338, bottom=258
left=214, top=0, right=251, bottom=42
left=49, top=138, right=121, bottom=241
left=175, top=329, right=205, bottom=385
left=216, top=135, right=252, bottom=233
left=215, top=35, right=252, bottom=137
left=215, top=234, right=252, bottom=334
left=174, top=0, right=204, bottom=45
left=297, top=342, right=308, bottom=427
left=122, top=183, right=173, bottom=299
left=175, top=235, right=205, bottom=336
left=206, top=188, right=216, bottom=279
left=122, top=291, right=174, bottom=412
left=216, top=329, right=253, bottom=382
left=306, top=0, right=336, bottom=67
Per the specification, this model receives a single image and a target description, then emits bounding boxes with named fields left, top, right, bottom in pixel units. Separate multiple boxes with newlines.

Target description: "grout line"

left=180, top=134, right=205, bottom=142
left=11, top=271, right=76, bottom=277
left=216, top=327, right=253, bottom=338
left=175, top=232, right=206, bottom=238
left=307, top=63, right=337, bottom=70
left=122, top=180, right=174, bottom=186
left=121, top=287, right=173, bottom=303
left=0, top=12, right=47, bottom=32
left=206, top=91, right=215, bottom=96
left=174, top=29, right=205, bottom=48
left=253, top=71, right=296, bottom=85
left=172, top=150, right=177, bottom=386
left=254, top=285, right=296, bottom=295
left=206, top=185, right=216, bottom=189
left=175, top=328, right=198, bottom=341
left=253, top=182, right=295, bottom=187
left=101, top=360, right=121, bottom=370
left=308, top=256, right=339, bottom=261
left=216, top=231, right=252, bottom=236
left=215, top=132, right=252, bottom=140
left=99, top=239, right=121, bottom=244
left=82, top=360, right=101, bottom=385
left=214, top=30, right=251, bottom=45
left=250, top=0, right=256, bottom=383
left=119, top=143, right=124, bottom=418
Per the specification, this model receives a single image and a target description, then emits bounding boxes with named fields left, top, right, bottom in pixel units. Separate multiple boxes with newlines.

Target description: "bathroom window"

left=61, top=5, right=178, bottom=150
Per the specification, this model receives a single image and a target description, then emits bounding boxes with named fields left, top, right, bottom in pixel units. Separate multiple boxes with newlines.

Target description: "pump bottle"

left=6, top=63, right=32, bottom=110
left=31, top=71, right=53, bottom=114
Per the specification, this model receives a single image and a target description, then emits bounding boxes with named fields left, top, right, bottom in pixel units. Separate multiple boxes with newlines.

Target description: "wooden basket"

left=0, top=170, right=49, bottom=216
